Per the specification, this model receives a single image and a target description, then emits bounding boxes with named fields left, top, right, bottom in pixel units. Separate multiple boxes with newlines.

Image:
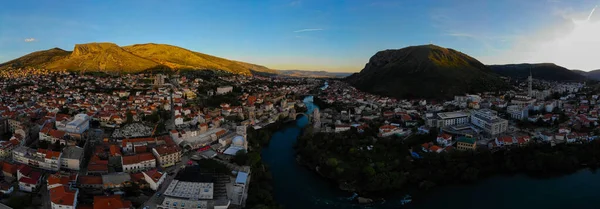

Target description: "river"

left=261, top=96, right=600, bottom=209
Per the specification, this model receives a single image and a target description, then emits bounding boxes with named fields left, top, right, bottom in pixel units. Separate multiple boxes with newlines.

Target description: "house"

left=12, top=146, right=62, bottom=171
left=2, top=162, right=17, bottom=178
left=121, top=153, right=156, bottom=172
left=456, top=137, right=476, bottom=151
left=516, top=136, right=531, bottom=146
left=334, top=124, right=351, bottom=133
left=539, top=132, right=554, bottom=142
left=430, top=145, right=443, bottom=153
left=378, top=125, right=403, bottom=137
left=496, top=136, right=515, bottom=146
left=152, top=146, right=181, bottom=168
left=142, top=169, right=166, bottom=191
left=93, top=195, right=132, bottom=209
left=101, top=173, right=131, bottom=189
left=0, top=182, right=14, bottom=195
left=566, top=134, right=578, bottom=143
left=558, top=126, right=571, bottom=134
left=0, top=139, right=19, bottom=158
left=436, top=134, right=453, bottom=147
left=78, top=175, right=103, bottom=189
left=17, top=165, right=42, bottom=192
left=175, top=115, right=184, bottom=126
left=50, top=185, right=78, bottom=209
left=61, top=146, right=84, bottom=171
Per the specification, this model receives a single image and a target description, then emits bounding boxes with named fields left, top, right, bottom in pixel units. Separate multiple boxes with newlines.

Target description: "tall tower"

left=313, top=108, right=321, bottom=129
left=528, top=68, right=533, bottom=97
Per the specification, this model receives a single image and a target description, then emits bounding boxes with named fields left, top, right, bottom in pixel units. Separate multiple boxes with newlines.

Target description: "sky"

left=1, top=0, right=600, bottom=72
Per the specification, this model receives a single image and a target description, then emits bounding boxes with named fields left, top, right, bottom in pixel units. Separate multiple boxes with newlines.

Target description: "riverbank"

left=244, top=118, right=299, bottom=209
left=295, top=123, right=600, bottom=202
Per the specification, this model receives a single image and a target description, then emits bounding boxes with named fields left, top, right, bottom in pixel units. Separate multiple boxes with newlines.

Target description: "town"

left=0, top=68, right=318, bottom=209
left=312, top=73, right=591, bottom=153
left=0, top=67, right=598, bottom=209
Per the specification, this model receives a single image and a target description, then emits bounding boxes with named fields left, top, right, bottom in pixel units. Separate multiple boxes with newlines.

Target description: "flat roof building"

left=470, top=109, right=508, bottom=137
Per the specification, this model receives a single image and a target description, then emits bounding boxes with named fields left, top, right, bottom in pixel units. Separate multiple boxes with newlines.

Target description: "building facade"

left=428, top=111, right=469, bottom=128
left=152, top=146, right=181, bottom=168
left=456, top=137, right=477, bottom=151
left=470, top=109, right=508, bottom=137
left=13, top=146, right=62, bottom=171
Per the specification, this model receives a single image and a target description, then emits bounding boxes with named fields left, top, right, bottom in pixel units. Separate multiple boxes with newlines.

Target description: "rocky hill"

left=0, top=42, right=277, bottom=75
left=573, top=69, right=600, bottom=81
left=346, top=44, right=507, bottom=99
left=277, top=70, right=352, bottom=78
left=488, top=63, right=586, bottom=81
left=0, top=48, right=70, bottom=69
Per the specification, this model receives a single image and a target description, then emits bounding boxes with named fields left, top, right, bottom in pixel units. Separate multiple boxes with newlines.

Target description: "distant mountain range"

left=488, top=63, right=587, bottom=81
left=0, top=42, right=277, bottom=75
left=277, top=70, right=352, bottom=78
left=571, top=69, right=600, bottom=81
left=346, top=44, right=508, bottom=99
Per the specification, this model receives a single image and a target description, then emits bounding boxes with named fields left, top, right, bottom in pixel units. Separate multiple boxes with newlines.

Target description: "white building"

left=121, top=153, right=156, bottom=172
left=216, top=86, right=233, bottom=95
left=507, top=105, right=529, bottom=120
left=471, top=109, right=508, bottom=137
left=56, top=114, right=90, bottom=135
left=160, top=180, right=230, bottom=209
left=61, top=146, right=84, bottom=171
left=428, top=111, right=469, bottom=128
left=49, top=185, right=78, bottom=209
left=13, top=146, right=62, bottom=171
left=142, top=169, right=167, bottom=191
left=152, top=145, right=182, bottom=168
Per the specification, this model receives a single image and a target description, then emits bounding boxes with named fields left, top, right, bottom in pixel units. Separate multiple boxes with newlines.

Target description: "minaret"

left=528, top=68, right=533, bottom=97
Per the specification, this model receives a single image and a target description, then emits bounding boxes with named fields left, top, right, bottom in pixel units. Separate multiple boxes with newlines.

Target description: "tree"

left=234, top=150, right=249, bottom=166
left=247, top=151, right=262, bottom=167
left=52, top=140, right=63, bottom=152
left=38, top=140, right=49, bottom=149
left=326, top=158, right=339, bottom=167
left=126, top=112, right=133, bottom=124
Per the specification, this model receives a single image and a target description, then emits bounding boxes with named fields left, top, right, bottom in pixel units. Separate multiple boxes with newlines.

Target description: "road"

left=39, top=175, right=50, bottom=209
left=140, top=154, right=190, bottom=209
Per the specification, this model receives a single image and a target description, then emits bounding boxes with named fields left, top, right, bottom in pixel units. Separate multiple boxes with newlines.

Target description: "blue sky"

left=1, top=0, right=599, bottom=71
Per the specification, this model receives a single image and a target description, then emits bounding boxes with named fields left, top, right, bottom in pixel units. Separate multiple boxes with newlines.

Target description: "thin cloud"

left=289, top=0, right=301, bottom=6
left=294, top=28, right=323, bottom=33
left=588, top=5, right=597, bottom=21
left=24, top=38, right=36, bottom=42
left=445, top=33, right=477, bottom=38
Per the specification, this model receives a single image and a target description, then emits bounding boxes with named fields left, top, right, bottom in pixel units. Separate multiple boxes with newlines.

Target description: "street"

left=139, top=154, right=190, bottom=209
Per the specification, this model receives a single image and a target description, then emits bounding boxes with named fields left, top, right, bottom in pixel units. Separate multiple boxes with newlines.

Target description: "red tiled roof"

left=87, top=164, right=108, bottom=172
left=122, top=155, right=140, bottom=165
left=48, top=129, right=66, bottom=139
left=143, top=169, right=163, bottom=183
left=47, top=174, right=70, bottom=186
left=130, top=172, right=145, bottom=182
left=153, top=145, right=180, bottom=156
left=93, top=195, right=132, bottom=209
left=79, top=176, right=103, bottom=185
left=138, top=153, right=155, bottom=162
left=2, top=162, right=17, bottom=175
left=50, top=185, right=77, bottom=206
left=19, top=177, right=38, bottom=185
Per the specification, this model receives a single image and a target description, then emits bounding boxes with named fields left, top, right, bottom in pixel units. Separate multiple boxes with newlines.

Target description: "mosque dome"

left=232, top=135, right=245, bottom=146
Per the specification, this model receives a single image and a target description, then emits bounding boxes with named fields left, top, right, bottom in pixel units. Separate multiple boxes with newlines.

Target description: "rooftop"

left=437, top=111, right=468, bottom=119
left=457, top=137, right=476, bottom=144
left=164, top=180, right=214, bottom=200
left=62, top=146, right=84, bottom=159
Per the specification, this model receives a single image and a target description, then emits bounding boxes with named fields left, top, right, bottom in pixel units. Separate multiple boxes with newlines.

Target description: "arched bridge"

left=295, top=113, right=310, bottom=121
